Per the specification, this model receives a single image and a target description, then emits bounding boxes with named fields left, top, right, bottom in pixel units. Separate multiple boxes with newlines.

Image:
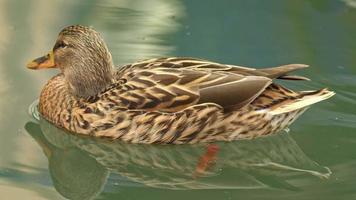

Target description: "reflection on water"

left=88, top=0, right=184, bottom=63
left=25, top=116, right=331, bottom=199
left=342, top=0, right=356, bottom=8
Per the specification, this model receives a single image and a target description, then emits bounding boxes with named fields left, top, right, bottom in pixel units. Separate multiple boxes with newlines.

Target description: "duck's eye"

left=53, top=41, right=68, bottom=50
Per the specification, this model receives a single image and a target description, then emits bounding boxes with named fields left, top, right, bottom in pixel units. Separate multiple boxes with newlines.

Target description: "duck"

left=26, top=25, right=334, bottom=144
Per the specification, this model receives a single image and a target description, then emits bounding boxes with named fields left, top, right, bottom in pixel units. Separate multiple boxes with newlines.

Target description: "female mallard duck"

left=27, top=25, right=334, bottom=144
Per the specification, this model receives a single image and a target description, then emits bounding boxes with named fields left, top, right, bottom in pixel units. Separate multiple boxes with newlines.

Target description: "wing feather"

left=110, top=57, right=309, bottom=112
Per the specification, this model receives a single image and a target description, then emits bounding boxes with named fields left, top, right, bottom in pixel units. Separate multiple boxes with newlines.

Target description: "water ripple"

left=28, top=99, right=40, bottom=121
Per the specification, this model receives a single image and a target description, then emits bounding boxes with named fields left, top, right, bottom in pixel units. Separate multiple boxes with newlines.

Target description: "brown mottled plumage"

left=27, top=25, right=334, bottom=144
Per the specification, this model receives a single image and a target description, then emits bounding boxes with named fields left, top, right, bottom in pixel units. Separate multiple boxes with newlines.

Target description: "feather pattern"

left=39, top=57, right=334, bottom=144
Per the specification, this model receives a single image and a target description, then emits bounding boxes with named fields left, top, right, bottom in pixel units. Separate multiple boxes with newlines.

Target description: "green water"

left=0, top=0, right=355, bottom=199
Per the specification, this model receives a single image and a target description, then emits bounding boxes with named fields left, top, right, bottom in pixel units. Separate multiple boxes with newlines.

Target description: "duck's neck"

left=64, top=64, right=114, bottom=99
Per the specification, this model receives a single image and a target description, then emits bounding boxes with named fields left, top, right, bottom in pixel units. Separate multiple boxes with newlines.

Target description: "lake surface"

left=0, top=0, right=356, bottom=199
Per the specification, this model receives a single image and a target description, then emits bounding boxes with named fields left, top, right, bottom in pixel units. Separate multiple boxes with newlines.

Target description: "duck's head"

left=27, top=25, right=114, bottom=98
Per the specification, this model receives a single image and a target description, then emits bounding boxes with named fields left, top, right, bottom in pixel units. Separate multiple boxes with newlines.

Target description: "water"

left=0, top=0, right=355, bottom=199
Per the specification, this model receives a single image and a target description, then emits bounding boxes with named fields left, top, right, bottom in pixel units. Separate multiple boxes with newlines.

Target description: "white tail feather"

left=269, top=90, right=335, bottom=115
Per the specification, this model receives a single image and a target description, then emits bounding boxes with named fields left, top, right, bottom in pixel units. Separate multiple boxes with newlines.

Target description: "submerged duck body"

left=27, top=25, right=334, bottom=144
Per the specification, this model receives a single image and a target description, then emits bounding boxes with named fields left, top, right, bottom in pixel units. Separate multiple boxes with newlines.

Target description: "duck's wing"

left=111, top=68, right=270, bottom=112
left=110, top=57, right=309, bottom=112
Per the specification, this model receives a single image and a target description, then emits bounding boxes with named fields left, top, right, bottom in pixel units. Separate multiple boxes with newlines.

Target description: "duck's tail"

left=258, top=64, right=311, bottom=81
left=269, top=88, right=335, bottom=115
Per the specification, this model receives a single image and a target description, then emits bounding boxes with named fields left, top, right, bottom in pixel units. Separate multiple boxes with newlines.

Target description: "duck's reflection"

left=25, top=119, right=331, bottom=199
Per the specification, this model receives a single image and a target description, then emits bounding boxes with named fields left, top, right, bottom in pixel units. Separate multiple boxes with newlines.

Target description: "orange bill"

left=27, top=51, right=56, bottom=69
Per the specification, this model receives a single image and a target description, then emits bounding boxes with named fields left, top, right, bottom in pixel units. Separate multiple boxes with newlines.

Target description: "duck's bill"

left=27, top=51, right=56, bottom=69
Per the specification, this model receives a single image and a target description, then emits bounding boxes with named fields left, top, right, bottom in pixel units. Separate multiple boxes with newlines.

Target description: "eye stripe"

left=53, top=41, right=67, bottom=51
